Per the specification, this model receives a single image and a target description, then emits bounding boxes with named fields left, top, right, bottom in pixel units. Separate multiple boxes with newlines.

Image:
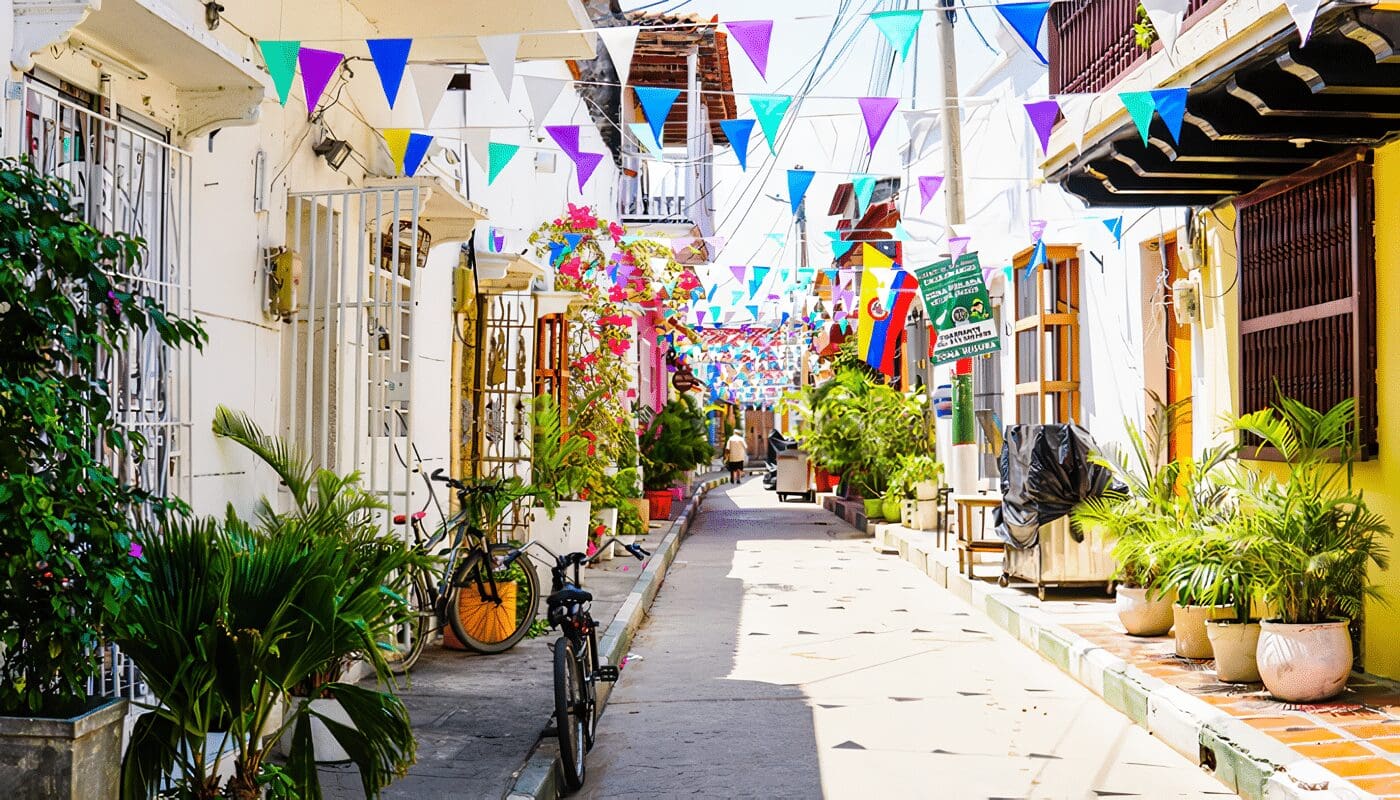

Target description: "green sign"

left=912, top=253, right=1000, bottom=365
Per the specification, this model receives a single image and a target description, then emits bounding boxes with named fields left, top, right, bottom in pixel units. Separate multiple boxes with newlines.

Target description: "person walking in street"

left=725, top=430, right=748, bottom=484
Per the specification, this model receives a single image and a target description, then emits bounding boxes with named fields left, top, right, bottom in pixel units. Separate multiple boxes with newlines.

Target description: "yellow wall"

left=1199, top=143, right=1400, bottom=678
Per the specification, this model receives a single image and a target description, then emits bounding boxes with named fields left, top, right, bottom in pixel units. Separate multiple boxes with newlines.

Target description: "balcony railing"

left=1049, top=0, right=1216, bottom=94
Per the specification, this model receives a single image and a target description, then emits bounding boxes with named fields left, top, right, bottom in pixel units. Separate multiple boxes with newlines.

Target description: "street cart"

left=775, top=450, right=815, bottom=503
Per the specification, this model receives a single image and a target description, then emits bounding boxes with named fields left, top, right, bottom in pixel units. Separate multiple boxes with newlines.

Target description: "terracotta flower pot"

left=1206, top=620, right=1262, bottom=683
left=1173, top=604, right=1234, bottom=659
left=1257, top=620, right=1352, bottom=702
left=1115, top=586, right=1174, bottom=637
left=645, top=489, right=673, bottom=520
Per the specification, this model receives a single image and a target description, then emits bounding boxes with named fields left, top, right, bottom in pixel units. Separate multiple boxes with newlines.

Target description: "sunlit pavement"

left=578, top=479, right=1235, bottom=799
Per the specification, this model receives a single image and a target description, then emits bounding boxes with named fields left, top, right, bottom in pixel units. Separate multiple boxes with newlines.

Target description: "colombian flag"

left=856, top=243, right=918, bottom=377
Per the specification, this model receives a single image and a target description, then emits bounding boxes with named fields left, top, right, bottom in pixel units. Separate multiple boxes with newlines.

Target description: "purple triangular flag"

left=298, top=47, right=344, bottom=116
left=857, top=97, right=899, bottom=152
left=546, top=125, right=581, bottom=159
left=949, top=236, right=972, bottom=257
left=575, top=151, right=604, bottom=191
left=918, top=176, right=944, bottom=211
left=725, top=21, right=773, bottom=79
left=730, top=265, right=747, bottom=282
left=1024, top=99, right=1060, bottom=155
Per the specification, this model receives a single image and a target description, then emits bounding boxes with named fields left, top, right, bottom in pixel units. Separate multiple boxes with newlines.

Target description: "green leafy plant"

left=889, top=455, right=944, bottom=500
left=1134, top=3, right=1158, bottom=49
left=0, top=159, right=207, bottom=715
left=1227, top=396, right=1390, bottom=624
left=639, top=396, right=713, bottom=492
left=798, top=368, right=929, bottom=498
left=531, top=394, right=590, bottom=512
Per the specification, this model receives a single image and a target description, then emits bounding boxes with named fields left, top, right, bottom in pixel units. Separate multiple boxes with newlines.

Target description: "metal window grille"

left=1048, top=0, right=1214, bottom=94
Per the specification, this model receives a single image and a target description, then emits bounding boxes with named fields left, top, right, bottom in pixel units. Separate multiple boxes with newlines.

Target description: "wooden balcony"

left=1048, top=0, right=1218, bottom=94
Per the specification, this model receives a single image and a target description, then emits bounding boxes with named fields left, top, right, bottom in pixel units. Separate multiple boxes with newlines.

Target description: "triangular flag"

left=479, top=34, right=519, bottom=98
left=548, top=241, right=567, bottom=266
left=730, top=265, right=747, bottom=282
left=298, top=48, right=344, bottom=116
left=1024, top=99, right=1060, bottom=155
left=787, top=169, right=815, bottom=215
left=1029, top=219, right=1048, bottom=242
left=409, top=64, right=455, bottom=125
left=1027, top=239, right=1048, bottom=280
left=719, top=119, right=756, bottom=169
left=488, top=142, right=519, bottom=184
left=629, top=122, right=664, bottom=158
left=851, top=174, right=876, bottom=216
left=1149, top=88, right=1188, bottom=144
left=382, top=129, right=411, bottom=173
left=462, top=129, right=492, bottom=171
left=1120, top=91, right=1157, bottom=146
left=366, top=39, right=412, bottom=109
left=634, top=86, right=681, bottom=144
left=1141, top=0, right=1188, bottom=51
left=1283, top=0, right=1323, bottom=44
left=1103, top=217, right=1124, bottom=246
left=949, top=236, right=972, bottom=257
left=863, top=243, right=893, bottom=270
left=869, top=10, right=922, bottom=60
left=563, top=233, right=583, bottom=252
left=826, top=232, right=855, bottom=259
left=749, top=95, right=792, bottom=154
left=575, top=152, right=604, bottom=190
left=725, top=20, right=773, bottom=79
left=857, top=97, right=899, bottom=152
left=995, top=2, right=1051, bottom=65
left=894, top=222, right=912, bottom=241
left=599, top=26, right=641, bottom=86
left=403, top=133, right=433, bottom=177
left=258, top=40, right=300, bottom=106
left=918, top=175, right=944, bottom=211
left=546, top=125, right=582, bottom=159
left=523, top=76, right=565, bottom=124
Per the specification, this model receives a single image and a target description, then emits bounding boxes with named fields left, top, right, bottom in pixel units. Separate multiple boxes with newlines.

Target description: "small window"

left=1012, top=246, right=1082, bottom=425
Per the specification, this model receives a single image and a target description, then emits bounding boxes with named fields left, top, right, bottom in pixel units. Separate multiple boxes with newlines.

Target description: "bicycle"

left=383, top=467, right=542, bottom=673
left=503, top=536, right=649, bottom=793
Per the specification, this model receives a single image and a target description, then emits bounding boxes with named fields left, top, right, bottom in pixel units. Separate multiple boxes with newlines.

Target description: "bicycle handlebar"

left=501, top=537, right=649, bottom=571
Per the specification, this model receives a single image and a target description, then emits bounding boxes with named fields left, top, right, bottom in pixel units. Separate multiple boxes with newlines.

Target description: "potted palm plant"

left=639, top=399, right=712, bottom=519
left=530, top=395, right=592, bottom=557
left=1162, top=521, right=1264, bottom=682
left=1228, top=396, right=1389, bottom=702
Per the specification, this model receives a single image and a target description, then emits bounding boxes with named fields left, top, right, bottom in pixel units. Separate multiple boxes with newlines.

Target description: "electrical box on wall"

left=452, top=264, right=475, bottom=313
left=1172, top=277, right=1201, bottom=326
left=267, top=248, right=302, bottom=320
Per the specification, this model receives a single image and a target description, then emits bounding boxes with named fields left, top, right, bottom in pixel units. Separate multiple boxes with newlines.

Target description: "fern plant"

left=531, top=394, right=590, bottom=512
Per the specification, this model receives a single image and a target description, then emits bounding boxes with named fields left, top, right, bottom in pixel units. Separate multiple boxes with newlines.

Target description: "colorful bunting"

left=787, top=169, right=815, bottom=215
left=851, top=174, right=876, bottom=216
left=1029, top=219, right=1048, bottom=242
left=869, top=10, right=923, bottom=61
left=918, top=175, right=944, bottom=211
left=524, top=75, right=565, bottom=124
left=826, top=231, right=855, bottom=259
left=629, top=122, right=664, bottom=158
left=1027, top=238, right=1048, bottom=280
left=599, top=26, right=641, bottom=86
left=366, top=39, right=412, bottom=109
left=949, top=236, right=972, bottom=258
left=479, top=34, right=519, bottom=98
left=382, top=129, right=412, bottom=174
left=1141, top=0, right=1188, bottom=51
left=1149, top=87, right=1188, bottom=144
left=634, top=86, right=681, bottom=143
left=1023, top=99, right=1060, bottom=155
left=719, top=119, right=756, bottom=169
left=995, top=2, right=1051, bottom=65
left=725, top=20, right=773, bottom=79
left=488, top=142, right=519, bottom=184
left=1103, top=216, right=1124, bottom=246
left=749, top=95, right=792, bottom=154
left=1120, top=91, right=1158, bottom=146
left=297, top=48, right=343, bottom=116
left=402, top=132, right=433, bottom=177
left=258, top=40, right=300, bottom=106
left=1284, top=0, right=1323, bottom=44
left=574, top=151, right=604, bottom=191
left=858, top=97, right=899, bottom=152
left=409, top=64, right=455, bottom=124
left=545, top=125, right=582, bottom=159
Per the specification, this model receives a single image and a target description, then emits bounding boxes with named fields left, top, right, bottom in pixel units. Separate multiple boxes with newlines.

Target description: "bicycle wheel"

left=554, top=636, right=587, bottom=792
left=447, top=544, right=540, bottom=654
left=387, top=572, right=433, bottom=675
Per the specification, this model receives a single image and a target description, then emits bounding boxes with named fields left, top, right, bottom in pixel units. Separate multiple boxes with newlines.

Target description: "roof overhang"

left=364, top=176, right=488, bottom=246
left=477, top=253, right=546, bottom=294
left=1047, top=5, right=1400, bottom=206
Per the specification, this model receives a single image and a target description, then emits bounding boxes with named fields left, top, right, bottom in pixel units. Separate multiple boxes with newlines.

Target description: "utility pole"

left=932, top=0, right=978, bottom=496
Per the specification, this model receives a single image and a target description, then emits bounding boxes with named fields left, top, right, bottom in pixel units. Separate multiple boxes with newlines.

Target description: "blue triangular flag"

left=548, top=241, right=567, bottom=266
left=787, top=169, right=815, bottom=215
left=1025, top=239, right=1047, bottom=281
left=719, top=119, right=756, bottom=170
left=1149, top=87, right=1188, bottom=144
left=1103, top=216, right=1124, bottom=246
left=366, top=39, right=413, bottom=108
left=995, top=2, right=1051, bottom=65
left=749, top=266, right=771, bottom=297
left=563, top=233, right=583, bottom=252
left=851, top=174, right=876, bottom=216
left=403, top=133, right=433, bottom=177
left=634, top=86, right=682, bottom=144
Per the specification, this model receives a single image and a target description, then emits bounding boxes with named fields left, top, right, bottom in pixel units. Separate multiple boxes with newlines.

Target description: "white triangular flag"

left=463, top=129, right=492, bottom=172
left=408, top=64, right=455, bottom=126
left=1058, top=94, right=1097, bottom=156
left=523, top=75, right=565, bottom=124
left=1142, top=0, right=1188, bottom=51
left=1282, top=0, right=1322, bottom=44
left=598, top=27, right=641, bottom=86
left=479, top=34, right=520, bottom=99
left=629, top=122, right=664, bottom=158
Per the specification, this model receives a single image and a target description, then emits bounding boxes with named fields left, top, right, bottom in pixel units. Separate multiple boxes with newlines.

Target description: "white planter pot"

left=915, top=480, right=940, bottom=501
left=913, top=499, right=939, bottom=532
left=1257, top=620, right=1353, bottom=702
left=1115, top=586, right=1175, bottom=637
left=1206, top=620, right=1262, bottom=683
left=900, top=499, right=916, bottom=528
left=1173, top=604, right=1234, bottom=659
left=530, top=501, right=591, bottom=558
left=308, top=697, right=355, bottom=763
left=558, top=500, right=591, bottom=555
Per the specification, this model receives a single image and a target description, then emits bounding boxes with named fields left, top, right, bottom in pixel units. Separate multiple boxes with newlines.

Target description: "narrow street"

left=580, top=481, right=1235, bottom=799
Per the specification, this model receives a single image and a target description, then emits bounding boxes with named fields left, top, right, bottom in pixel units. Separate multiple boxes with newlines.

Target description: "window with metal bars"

left=1235, top=153, right=1377, bottom=456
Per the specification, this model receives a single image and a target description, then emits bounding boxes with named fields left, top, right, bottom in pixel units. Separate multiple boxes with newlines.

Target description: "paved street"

left=580, top=480, right=1235, bottom=799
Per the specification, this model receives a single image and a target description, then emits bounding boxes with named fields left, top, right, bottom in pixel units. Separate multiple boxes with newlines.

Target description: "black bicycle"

left=504, top=536, right=648, bottom=792
left=384, top=468, right=541, bottom=673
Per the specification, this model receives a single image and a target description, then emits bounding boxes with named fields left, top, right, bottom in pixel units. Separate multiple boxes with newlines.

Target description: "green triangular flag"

left=488, top=142, right=519, bottom=184
left=258, top=40, right=301, bottom=106
left=1120, top=91, right=1157, bottom=146
left=869, top=10, right=923, bottom=61
left=852, top=174, right=876, bottom=216
left=749, top=95, right=793, bottom=155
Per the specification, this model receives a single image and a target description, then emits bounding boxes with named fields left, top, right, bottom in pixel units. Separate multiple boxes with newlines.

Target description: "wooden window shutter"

left=1235, top=152, right=1377, bottom=456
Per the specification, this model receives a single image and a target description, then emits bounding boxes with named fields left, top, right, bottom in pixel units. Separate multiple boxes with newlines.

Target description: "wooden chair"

left=953, top=493, right=1004, bottom=579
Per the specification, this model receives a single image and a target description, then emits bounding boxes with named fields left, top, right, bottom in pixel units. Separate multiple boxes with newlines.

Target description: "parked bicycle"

left=503, top=536, right=649, bottom=792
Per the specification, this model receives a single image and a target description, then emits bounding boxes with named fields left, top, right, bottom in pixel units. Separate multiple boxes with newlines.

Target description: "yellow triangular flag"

left=382, top=129, right=411, bottom=174
left=863, top=242, right=893, bottom=269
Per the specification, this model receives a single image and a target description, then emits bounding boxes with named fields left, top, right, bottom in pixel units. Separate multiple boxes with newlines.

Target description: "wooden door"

left=1164, top=242, right=1193, bottom=461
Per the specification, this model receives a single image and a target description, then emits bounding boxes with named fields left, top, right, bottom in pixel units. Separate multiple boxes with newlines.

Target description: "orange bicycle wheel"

left=446, top=544, right=539, bottom=653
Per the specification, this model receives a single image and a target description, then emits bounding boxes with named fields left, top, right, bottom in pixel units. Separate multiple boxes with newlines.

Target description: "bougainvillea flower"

left=607, top=339, right=630, bottom=356
left=677, top=270, right=700, bottom=291
left=608, top=285, right=629, bottom=302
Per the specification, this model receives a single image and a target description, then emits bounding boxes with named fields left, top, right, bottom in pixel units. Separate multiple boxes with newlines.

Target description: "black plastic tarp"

left=766, top=430, right=796, bottom=466
left=993, top=423, right=1120, bottom=550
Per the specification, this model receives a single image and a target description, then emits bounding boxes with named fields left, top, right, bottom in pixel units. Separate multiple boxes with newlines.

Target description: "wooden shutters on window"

left=1235, top=152, right=1377, bottom=455
left=1012, top=245, right=1082, bottom=426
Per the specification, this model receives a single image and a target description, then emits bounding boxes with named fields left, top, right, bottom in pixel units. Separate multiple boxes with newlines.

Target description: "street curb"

left=505, top=474, right=728, bottom=800
left=869, top=522, right=1376, bottom=800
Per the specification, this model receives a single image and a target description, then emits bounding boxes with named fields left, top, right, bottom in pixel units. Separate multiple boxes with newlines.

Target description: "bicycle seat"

left=392, top=511, right=428, bottom=525
left=548, top=586, right=593, bottom=606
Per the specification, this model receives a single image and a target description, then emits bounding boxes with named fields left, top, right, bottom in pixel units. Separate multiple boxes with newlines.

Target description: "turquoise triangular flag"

left=787, top=169, right=815, bottom=215
left=826, top=232, right=855, bottom=259
left=894, top=222, right=912, bottom=241
left=488, top=142, right=519, bottom=184
left=366, top=39, right=412, bottom=108
left=258, top=40, right=301, bottom=106
left=719, top=119, right=756, bottom=169
left=749, top=266, right=771, bottom=297
left=995, top=2, right=1050, bottom=65
left=403, top=133, right=432, bottom=176
left=634, top=86, right=681, bottom=144
left=1103, top=216, right=1124, bottom=246
left=749, top=95, right=792, bottom=155
left=1120, top=91, right=1157, bottom=146
left=1149, top=87, right=1188, bottom=144
left=869, top=10, right=923, bottom=60
left=852, top=174, right=876, bottom=216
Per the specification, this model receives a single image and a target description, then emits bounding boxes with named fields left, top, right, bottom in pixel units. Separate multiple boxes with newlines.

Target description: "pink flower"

left=608, top=285, right=629, bottom=302
left=128, top=542, right=143, bottom=559
left=607, top=339, right=630, bottom=356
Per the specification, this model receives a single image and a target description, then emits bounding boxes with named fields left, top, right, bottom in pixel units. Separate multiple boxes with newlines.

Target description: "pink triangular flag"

left=918, top=176, right=943, bottom=211
left=725, top=21, right=773, bottom=79
left=857, top=97, right=899, bottom=152
left=949, top=236, right=972, bottom=257
left=546, top=125, right=581, bottom=159
left=575, top=151, right=604, bottom=191
left=298, top=47, right=344, bottom=116
left=1024, top=100, right=1061, bottom=156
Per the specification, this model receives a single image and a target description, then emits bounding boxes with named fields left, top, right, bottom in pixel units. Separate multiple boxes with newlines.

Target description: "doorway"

left=1163, top=239, right=1193, bottom=461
